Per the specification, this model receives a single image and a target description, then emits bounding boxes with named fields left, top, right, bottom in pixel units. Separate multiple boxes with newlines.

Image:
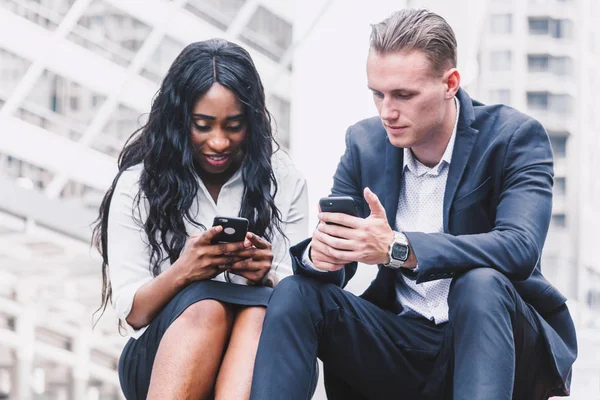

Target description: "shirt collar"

left=403, top=96, right=460, bottom=177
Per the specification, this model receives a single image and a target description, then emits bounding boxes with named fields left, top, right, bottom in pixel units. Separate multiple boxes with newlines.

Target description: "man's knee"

left=268, top=275, right=339, bottom=320
left=449, top=268, right=515, bottom=318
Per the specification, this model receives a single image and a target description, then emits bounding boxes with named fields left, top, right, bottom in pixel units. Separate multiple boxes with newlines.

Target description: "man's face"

left=367, top=49, right=450, bottom=150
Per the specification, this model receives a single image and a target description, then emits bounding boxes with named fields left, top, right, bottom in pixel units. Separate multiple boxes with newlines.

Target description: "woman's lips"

left=204, top=154, right=230, bottom=167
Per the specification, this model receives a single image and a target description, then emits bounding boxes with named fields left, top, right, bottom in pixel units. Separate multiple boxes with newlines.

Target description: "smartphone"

left=211, top=216, right=249, bottom=244
left=319, top=196, right=360, bottom=225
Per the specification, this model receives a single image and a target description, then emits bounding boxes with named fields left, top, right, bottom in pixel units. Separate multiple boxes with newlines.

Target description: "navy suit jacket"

left=289, top=88, right=577, bottom=395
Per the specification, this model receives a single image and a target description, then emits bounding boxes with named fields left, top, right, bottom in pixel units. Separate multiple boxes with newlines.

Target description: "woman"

left=93, top=39, right=308, bottom=399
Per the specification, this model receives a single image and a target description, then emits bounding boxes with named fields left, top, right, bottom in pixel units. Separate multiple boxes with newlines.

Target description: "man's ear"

left=443, top=68, right=460, bottom=99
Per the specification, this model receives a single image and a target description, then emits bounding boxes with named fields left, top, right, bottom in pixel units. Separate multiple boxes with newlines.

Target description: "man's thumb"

left=364, top=187, right=386, bottom=219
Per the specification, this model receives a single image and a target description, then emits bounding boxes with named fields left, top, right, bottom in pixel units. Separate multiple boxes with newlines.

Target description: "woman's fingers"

left=245, top=232, right=271, bottom=249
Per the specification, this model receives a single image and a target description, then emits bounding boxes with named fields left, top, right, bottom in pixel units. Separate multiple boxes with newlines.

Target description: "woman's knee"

left=175, top=299, right=235, bottom=332
left=234, top=306, right=266, bottom=329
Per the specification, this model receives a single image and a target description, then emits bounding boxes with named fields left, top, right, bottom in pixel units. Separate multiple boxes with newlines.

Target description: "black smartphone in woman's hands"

left=211, top=216, right=249, bottom=244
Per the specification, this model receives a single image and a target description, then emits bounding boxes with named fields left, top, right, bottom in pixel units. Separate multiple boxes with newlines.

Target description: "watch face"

left=391, top=243, right=409, bottom=262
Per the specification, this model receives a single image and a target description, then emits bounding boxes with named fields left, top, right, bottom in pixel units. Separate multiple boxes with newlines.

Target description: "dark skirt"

left=118, top=280, right=274, bottom=400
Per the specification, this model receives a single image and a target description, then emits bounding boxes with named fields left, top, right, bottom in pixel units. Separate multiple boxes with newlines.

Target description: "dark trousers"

left=250, top=268, right=552, bottom=400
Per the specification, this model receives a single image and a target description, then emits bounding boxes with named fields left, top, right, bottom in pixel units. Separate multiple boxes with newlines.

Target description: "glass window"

left=554, top=177, right=566, bottom=196
left=490, top=14, right=512, bottom=34
left=551, top=214, right=566, bottom=228
left=528, top=55, right=573, bottom=76
left=550, top=56, right=573, bottom=76
left=489, top=89, right=511, bottom=105
left=91, top=104, right=142, bottom=157
left=529, top=17, right=550, bottom=35
left=67, top=0, right=151, bottom=67
left=528, top=54, right=550, bottom=72
left=0, top=49, right=31, bottom=100
left=529, top=17, right=573, bottom=39
left=0, top=0, right=75, bottom=31
left=490, top=50, right=512, bottom=71
left=18, top=69, right=106, bottom=141
left=184, top=0, right=247, bottom=30
left=549, top=134, right=568, bottom=158
left=0, top=152, right=54, bottom=190
left=551, top=19, right=573, bottom=39
left=527, top=91, right=549, bottom=110
left=549, top=94, right=572, bottom=114
left=267, top=95, right=291, bottom=149
left=239, top=6, right=293, bottom=62
left=585, top=268, right=600, bottom=312
left=60, top=180, right=105, bottom=209
left=140, top=36, right=186, bottom=84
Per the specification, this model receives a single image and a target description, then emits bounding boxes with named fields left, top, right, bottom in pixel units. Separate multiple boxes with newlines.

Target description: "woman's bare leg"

left=214, top=306, right=266, bottom=400
left=147, top=299, right=235, bottom=400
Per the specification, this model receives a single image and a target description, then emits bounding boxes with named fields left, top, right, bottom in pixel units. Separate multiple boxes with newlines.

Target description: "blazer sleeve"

left=291, top=127, right=363, bottom=288
left=406, top=119, right=554, bottom=283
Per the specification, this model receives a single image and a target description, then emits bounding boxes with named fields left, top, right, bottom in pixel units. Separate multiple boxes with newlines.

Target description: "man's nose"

left=380, top=98, right=399, bottom=121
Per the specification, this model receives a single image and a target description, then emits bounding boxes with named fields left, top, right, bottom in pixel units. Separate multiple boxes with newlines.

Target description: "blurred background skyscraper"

left=0, top=0, right=598, bottom=399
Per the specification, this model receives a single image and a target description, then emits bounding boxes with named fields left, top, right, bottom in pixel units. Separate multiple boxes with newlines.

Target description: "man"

left=250, top=9, right=577, bottom=400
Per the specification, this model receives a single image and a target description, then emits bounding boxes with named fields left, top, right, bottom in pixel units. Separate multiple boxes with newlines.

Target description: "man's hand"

left=311, top=187, right=394, bottom=270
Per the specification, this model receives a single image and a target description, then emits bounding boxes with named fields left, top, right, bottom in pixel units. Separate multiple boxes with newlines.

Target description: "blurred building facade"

left=474, top=2, right=600, bottom=394
left=0, top=0, right=293, bottom=399
left=473, top=0, right=600, bottom=327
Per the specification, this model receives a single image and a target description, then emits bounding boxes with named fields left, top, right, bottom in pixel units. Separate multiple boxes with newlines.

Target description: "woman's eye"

left=194, top=124, right=211, bottom=132
left=226, top=125, right=243, bottom=132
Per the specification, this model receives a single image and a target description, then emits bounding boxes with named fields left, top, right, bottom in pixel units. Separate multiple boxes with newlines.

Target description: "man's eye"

left=373, top=92, right=384, bottom=99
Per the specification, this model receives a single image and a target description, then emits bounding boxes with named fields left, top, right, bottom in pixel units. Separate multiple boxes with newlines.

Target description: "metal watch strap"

left=383, top=231, right=409, bottom=269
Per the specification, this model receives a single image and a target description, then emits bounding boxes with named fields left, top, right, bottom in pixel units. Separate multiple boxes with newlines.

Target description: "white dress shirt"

left=304, top=97, right=459, bottom=325
left=394, top=97, right=459, bottom=325
left=108, top=151, right=309, bottom=338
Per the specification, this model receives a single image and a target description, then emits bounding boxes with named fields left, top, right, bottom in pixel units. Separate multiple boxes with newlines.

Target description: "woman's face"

left=190, top=83, right=247, bottom=177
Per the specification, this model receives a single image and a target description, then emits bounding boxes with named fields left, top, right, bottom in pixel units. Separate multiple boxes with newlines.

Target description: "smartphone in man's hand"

left=319, top=196, right=359, bottom=226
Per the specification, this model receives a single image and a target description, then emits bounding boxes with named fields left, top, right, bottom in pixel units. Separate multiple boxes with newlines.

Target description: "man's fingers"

left=318, top=212, right=362, bottom=229
left=313, top=260, right=345, bottom=271
left=364, top=187, right=387, bottom=220
left=314, top=229, right=354, bottom=251
left=310, top=243, right=347, bottom=265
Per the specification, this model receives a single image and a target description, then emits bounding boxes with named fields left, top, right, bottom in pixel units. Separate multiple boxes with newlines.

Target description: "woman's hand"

left=224, top=232, right=273, bottom=285
left=176, top=226, right=250, bottom=284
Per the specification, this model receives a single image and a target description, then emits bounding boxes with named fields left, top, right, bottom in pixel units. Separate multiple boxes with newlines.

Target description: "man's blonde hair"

left=370, top=9, right=457, bottom=76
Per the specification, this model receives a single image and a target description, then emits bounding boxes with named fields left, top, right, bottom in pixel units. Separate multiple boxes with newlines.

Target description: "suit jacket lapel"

left=384, top=139, right=403, bottom=228
left=443, top=89, right=479, bottom=232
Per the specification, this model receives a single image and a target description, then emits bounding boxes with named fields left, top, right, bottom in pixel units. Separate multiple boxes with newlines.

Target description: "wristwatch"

left=383, top=231, right=410, bottom=269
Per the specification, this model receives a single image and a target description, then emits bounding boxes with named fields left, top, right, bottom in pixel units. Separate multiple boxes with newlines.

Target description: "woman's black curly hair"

left=93, top=39, right=284, bottom=323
